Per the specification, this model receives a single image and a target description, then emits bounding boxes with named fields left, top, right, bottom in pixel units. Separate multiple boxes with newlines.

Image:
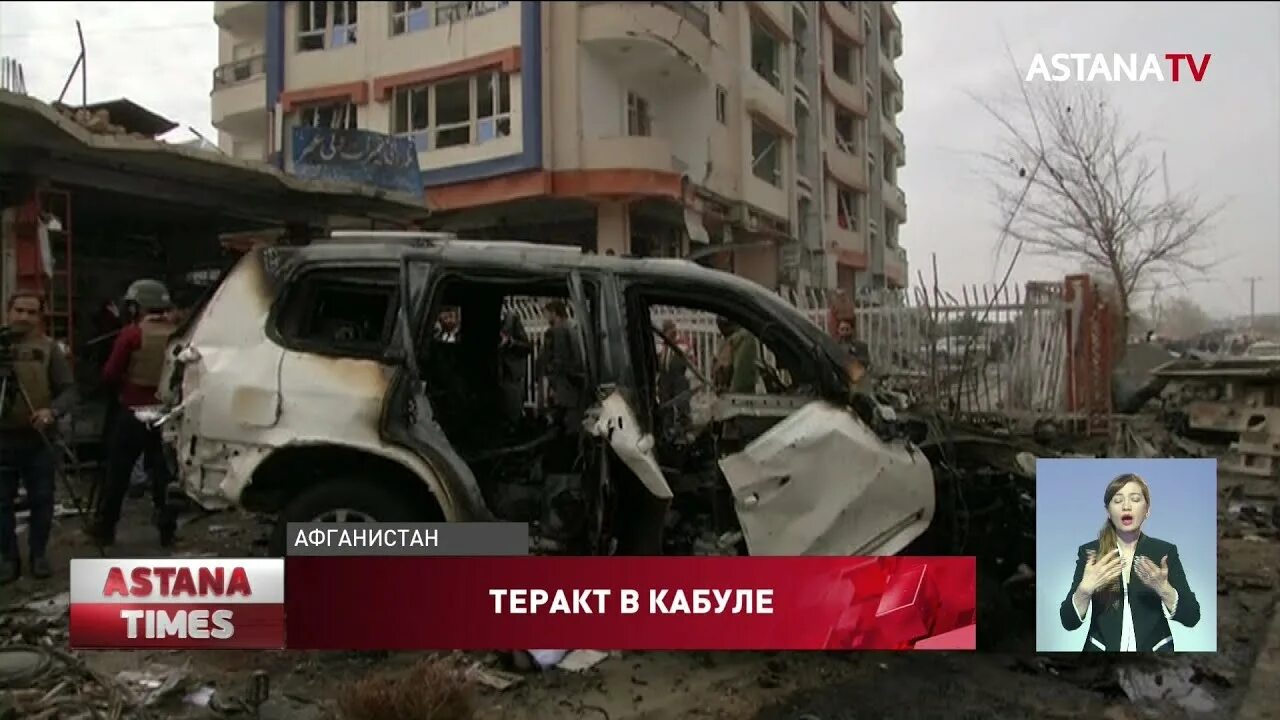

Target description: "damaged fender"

left=590, top=390, right=673, bottom=500
left=718, top=401, right=935, bottom=556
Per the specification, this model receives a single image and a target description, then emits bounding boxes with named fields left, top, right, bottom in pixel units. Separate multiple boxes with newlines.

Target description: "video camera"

left=0, top=324, right=25, bottom=415
left=0, top=324, right=20, bottom=370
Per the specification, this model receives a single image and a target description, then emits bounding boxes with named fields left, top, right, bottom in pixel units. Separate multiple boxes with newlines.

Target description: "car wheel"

left=269, top=477, right=430, bottom=556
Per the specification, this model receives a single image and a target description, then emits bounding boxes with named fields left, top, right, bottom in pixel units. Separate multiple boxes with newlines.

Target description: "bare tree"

left=976, top=81, right=1222, bottom=342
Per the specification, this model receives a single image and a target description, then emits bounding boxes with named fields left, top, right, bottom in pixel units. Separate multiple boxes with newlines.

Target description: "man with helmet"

left=91, top=279, right=178, bottom=547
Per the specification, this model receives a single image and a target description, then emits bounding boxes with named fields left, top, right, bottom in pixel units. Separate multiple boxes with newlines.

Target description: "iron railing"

left=213, top=54, right=266, bottom=89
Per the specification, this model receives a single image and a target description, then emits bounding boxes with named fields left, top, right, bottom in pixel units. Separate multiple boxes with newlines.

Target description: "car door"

left=379, top=255, right=496, bottom=521
left=578, top=271, right=674, bottom=554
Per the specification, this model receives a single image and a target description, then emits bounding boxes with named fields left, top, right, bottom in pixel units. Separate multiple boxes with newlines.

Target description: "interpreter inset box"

left=1034, top=458, right=1217, bottom=653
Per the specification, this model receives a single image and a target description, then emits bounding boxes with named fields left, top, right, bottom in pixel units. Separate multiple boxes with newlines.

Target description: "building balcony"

left=884, top=245, right=908, bottom=288
left=821, top=1, right=864, bottom=46
left=214, top=1, right=267, bottom=35
left=211, top=55, right=267, bottom=132
left=749, top=2, right=791, bottom=39
left=580, top=2, right=712, bottom=77
left=826, top=217, right=868, bottom=270
left=879, top=46, right=903, bottom=89
left=823, top=66, right=867, bottom=117
left=880, top=113, right=904, bottom=158
left=825, top=139, right=868, bottom=192
left=582, top=136, right=682, bottom=173
left=883, top=178, right=907, bottom=221
left=881, top=2, right=902, bottom=31
left=745, top=72, right=790, bottom=133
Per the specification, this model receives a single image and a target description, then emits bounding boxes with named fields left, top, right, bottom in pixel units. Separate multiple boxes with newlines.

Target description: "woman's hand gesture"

left=1078, top=550, right=1123, bottom=596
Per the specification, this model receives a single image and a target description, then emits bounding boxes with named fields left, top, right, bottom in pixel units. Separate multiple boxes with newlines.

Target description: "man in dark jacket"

left=498, top=309, right=532, bottom=427
left=92, top=279, right=178, bottom=547
left=538, top=300, right=584, bottom=434
left=0, top=290, right=77, bottom=583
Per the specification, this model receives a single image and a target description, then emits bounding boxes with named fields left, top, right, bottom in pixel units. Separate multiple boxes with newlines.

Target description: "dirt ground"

left=2, top=468, right=1277, bottom=720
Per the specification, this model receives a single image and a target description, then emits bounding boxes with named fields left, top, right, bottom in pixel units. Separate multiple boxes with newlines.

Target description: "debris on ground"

left=1116, top=663, right=1218, bottom=714
left=338, top=656, right=475, bottom=720
left=116, top=666, right=191, bottom=706
left=513, top=650, right=612, bottom=673
left=465, top=663, right=524, bottom=691
left=0, top=645, right=158, bottom=719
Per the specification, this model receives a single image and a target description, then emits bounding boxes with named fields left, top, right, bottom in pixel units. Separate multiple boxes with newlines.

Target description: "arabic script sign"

left=290, top=126, right=423, bottom=197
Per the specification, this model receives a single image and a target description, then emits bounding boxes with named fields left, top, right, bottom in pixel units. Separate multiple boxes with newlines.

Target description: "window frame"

left=749, top=19, right=782, bottom=90
left=268, top=264, right=402, bottom=361
left=296, top=101, right=359, bottom=130
left=390, top=0, right=431, bottom=36
left=390, top=71, right=513, bottom=152
left=835, top=185, right=858, bottom=231
left=626, top=92, right=652, bottom=137
left=297, top=1, right=358, bottom=53
left=750, top=120, right=782, bottom=187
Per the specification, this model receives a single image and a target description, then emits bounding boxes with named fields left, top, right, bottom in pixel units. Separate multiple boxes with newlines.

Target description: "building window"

left=391, top=1, right=430, bottom=35
left=795, top=101, right=809, bottom=176
left=832, top=38, right=854, bottom=82
left=298, top=1, right=357, bottom=52
left=798, top=197, right=812, bottom=242
left=864, top=17, right=873, bottom=40
left=627, top=92, right=651, bottom=137
left=390, top=71, right=512, bottom=152
left=833, top=109, right=856, bottom=153
left=715, top=1, right=724, bottom=11
left=297, top=101, right=358, bottom=130
left=750, top=20, right=781, bottom=90
left=751, top=121, right=782, bottom=187
left=434, top=0, right=511, bottom=24
left=836, top=186, right=858, bottom=231
left=715, top=85, right=727, bottom=124
left=838, top=0, right=856, bottom=11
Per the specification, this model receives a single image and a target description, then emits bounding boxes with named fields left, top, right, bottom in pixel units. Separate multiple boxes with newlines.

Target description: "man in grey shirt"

left=1, top=290, right=77, bottom=583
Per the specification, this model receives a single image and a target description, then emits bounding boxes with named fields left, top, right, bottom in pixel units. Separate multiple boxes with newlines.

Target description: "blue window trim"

left=267, top=1, right=543, bottom=186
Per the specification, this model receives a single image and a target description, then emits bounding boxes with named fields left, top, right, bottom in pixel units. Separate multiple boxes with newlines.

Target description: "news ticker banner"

left=69, top=524, right=976, bottom=651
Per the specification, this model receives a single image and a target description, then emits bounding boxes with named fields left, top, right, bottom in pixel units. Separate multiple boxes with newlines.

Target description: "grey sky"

left=897, top=1, right=1280, bottom=319
left=1, top=1, right=1277, bottom=318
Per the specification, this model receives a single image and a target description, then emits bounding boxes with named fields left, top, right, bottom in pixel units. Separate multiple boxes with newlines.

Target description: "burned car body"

left=158, top=237, right=943, bottom=557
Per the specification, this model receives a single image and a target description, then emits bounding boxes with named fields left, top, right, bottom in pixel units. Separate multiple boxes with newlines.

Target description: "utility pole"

left=1246, top=276, right=1263, bottom=331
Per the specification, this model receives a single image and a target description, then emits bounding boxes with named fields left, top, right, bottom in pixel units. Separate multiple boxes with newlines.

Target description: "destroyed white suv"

left=159, top=235, right=949, bottom=557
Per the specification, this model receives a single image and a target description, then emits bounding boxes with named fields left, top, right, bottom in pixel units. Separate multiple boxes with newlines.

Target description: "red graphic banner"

left=284, top=556, right=976, bottom=650
left=71, top=604, right=286, bottom=649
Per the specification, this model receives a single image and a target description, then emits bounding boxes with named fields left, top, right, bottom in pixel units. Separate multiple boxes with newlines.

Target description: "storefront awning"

left=0, top=90, right=431, bottom=230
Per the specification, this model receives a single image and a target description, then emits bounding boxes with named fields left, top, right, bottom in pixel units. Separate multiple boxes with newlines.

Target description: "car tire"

left=268, top=477, right=431, bottom=556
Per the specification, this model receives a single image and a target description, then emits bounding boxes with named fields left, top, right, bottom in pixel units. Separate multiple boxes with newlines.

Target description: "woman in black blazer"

left=1059, top=472, right=1201, bottom=652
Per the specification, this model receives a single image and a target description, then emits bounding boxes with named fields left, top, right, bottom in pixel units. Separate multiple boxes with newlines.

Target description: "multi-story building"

left=211, top=1, right=907, bottom=291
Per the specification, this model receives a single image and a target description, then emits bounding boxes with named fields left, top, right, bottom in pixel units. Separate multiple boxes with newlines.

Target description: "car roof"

left=284, top=238, right=772, bottom=295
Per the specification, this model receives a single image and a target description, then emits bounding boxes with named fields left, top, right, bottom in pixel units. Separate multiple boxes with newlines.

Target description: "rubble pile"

left=54, top=106, right=145, bottom=138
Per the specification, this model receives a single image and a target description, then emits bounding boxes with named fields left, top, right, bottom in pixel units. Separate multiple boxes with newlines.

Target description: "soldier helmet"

left=124, top=279, right=172, bottom=312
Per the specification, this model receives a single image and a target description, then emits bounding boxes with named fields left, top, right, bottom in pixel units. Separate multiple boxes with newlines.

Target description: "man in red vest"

left=91, top=279, right=178, bottom=548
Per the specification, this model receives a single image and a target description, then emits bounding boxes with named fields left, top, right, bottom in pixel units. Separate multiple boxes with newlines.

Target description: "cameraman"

left=0, top=290, right=77, bottom=584
left=90, top=280, right=178, bottom=548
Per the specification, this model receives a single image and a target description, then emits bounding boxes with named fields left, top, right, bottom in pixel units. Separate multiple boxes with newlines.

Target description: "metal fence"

left=854, top=282, right=1076, bottom=419
left=484, top=279, right=1077, bottom=421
